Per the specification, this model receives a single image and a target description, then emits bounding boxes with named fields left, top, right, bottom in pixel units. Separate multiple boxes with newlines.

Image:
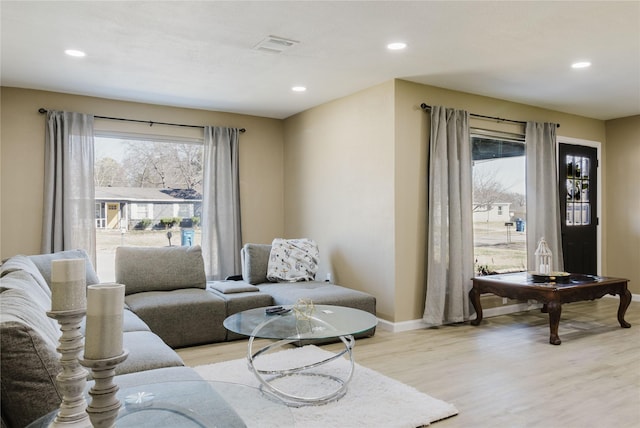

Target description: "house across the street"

left=95, top=187, right=202, bottom=230
left=472, top=202, right=512, bottom=223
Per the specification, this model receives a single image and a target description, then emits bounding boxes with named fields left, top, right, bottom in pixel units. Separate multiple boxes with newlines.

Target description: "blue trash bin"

left=515, top=219, right=525, bottom=232
left=181, top=228, right=195, bottom=246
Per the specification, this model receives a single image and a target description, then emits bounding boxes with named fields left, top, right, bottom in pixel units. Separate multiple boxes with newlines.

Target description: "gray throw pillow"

left=28, top=249, right=100, bottom=286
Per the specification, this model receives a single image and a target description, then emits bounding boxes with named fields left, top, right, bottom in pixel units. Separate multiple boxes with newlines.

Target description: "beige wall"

left=0, top=87, right=285, bottom=260
left=284, top=79, right=608, bottom=323
left=282, top=81, right=397, bottom=320
left=604, top=115, right=639, bottom=294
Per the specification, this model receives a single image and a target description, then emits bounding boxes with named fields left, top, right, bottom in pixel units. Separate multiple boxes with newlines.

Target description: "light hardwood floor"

left=177, top=299, right=640, bottom=428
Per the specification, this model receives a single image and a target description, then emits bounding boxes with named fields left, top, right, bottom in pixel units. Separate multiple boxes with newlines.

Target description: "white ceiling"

left=2, top=1, right=639, bottom=120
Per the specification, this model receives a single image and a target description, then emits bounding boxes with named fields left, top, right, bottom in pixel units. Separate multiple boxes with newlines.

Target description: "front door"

left=558, top=144, right=598, bottom=274
left=106, top=203, right=120, bottom=229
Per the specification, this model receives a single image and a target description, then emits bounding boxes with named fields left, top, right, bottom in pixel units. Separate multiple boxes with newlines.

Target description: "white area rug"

left=194, top=345, right=458, bottom=427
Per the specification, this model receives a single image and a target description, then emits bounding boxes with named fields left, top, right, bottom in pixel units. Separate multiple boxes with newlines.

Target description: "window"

left=472, top=130, right=526, bottom=274
left=94, top=134, right=203, bottom=281
left=176, top=203, right=193, bottom=218
left=95, top=202, right=106, bottom=228
left=132, top=203, right=151, bottom=220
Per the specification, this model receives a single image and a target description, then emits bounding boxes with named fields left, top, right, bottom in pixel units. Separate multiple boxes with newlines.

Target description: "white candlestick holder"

left=80, top=350, right=129, bottom=428
left=46, top=309, right=92, bottom=428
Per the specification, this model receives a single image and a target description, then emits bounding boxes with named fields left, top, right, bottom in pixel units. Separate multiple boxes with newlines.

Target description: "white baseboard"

left=377, top=293, right=639, bottom=333
left=376, top=318, right=425, bottom=333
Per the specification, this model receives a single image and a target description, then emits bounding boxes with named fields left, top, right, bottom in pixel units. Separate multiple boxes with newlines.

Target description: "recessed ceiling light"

left=387, top=42, right=407, bottom=51
left=65, top=49, right=86, bottom=57
left=292, top=86, right=306, bottom=92
left=571, top=61, right=591, bottom=69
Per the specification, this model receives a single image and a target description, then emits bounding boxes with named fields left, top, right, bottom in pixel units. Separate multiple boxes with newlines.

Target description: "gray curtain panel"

left=525, top=122, right=564, bottom=272
left=423, top=106, right=474, bottom=326
left=41, top=110, right=96, bottom=265
left=201, top=126, right=242, bottom=280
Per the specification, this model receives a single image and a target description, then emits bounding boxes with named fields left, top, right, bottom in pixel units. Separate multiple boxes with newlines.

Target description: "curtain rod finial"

left=38, top=108, right=47, bottom=114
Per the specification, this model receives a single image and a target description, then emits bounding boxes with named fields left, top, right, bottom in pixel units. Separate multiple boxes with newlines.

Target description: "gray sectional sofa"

left=0, top=250, right=199, bottom=428
left=0, top=244, right=376, bottom=427
left=117, top=243, right=377, bottom=347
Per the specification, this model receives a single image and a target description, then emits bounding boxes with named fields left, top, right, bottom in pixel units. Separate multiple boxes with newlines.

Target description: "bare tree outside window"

left=95, top=157, right=128, bottom=187
left=472, top=168, right=507, bottom=214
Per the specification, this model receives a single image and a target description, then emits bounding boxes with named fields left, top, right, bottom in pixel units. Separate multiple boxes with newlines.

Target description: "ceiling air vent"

left=253, top=36, right=299, bottom=54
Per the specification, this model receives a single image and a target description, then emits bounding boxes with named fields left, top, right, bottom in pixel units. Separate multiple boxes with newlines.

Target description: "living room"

left=1, top=1, right=639, bottom=427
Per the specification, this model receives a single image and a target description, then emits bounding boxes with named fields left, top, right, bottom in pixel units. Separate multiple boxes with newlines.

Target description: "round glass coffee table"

left=223, top=304, right=378, bottom=407
left=28, top=380, right=292, bottom=427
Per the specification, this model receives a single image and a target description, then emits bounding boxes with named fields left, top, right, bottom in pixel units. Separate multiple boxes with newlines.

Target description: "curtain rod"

left=419, top=103, right=559, bottom=128
left=38, top=108, right=246, bottom=133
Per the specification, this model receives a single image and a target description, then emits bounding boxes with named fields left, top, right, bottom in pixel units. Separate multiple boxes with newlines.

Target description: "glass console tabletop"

left=28, top=380, right=293, bottom=427
left=223, top=304, right=378, bottom=340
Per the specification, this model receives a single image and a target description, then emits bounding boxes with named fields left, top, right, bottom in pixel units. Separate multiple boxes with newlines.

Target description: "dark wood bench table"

left=469, top=272, right=631, bottom=345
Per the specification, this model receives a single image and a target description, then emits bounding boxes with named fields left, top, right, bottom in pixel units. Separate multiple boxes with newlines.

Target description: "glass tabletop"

left=223, top=304, right=378, bottom=340
left=28, top=380, right=293, bottom=428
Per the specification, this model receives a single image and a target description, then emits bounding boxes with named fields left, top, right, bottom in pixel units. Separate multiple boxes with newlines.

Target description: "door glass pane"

left=565, top=155, right=590, bottom=226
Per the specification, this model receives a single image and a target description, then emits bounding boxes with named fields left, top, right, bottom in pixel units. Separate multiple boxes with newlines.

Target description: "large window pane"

left=94, top=135, right=203, bottom=281
left=472, top=134, right=527, bottom=274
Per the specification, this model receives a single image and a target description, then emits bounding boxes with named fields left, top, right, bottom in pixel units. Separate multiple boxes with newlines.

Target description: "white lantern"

left=535, top=237, right=552, bottom=274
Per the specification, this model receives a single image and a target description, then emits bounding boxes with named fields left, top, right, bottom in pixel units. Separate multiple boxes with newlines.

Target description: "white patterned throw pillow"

left=267, top=238, right=319, bottom=282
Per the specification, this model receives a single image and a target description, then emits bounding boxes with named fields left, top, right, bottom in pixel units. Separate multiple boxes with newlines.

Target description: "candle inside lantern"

left=84, top=283, right=125, bottom=360
left=51, top=258, right=86, bottom=311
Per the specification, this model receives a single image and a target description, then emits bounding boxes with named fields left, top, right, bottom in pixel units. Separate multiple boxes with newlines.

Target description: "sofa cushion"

left=114, top=331, right=185, bottom=376
left=208, top=289, right=274, bottom=341
left=266, top=238, right=319, bottom=282
left=0, top=288, right=62, bottom=428
left=80, top=307, right=151, bottom=335
left=28, top=249, right=100, bottom=286
left=116, top=246, right=206, bottom=295
left=241, top=243, right=272, bottom=285
left=0, top=269, right=57, bottom=318
left=125, top=289, right=227, bottom=348
left=257, top=281, right=377, bottom=314
left=0, top=255, right=52, bottom=299
left=122, top=308, right=152, bottom=332
left=207, top=280, right=259, bottom=294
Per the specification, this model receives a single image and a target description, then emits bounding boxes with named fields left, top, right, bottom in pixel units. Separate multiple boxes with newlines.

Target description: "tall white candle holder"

left=46, top=309, right=92, bottom=428
left=80, top=350, right=129, bottom=428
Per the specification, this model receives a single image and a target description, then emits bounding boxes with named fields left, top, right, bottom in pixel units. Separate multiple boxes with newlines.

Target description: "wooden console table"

left=469, top=272, right=631, bottom=345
